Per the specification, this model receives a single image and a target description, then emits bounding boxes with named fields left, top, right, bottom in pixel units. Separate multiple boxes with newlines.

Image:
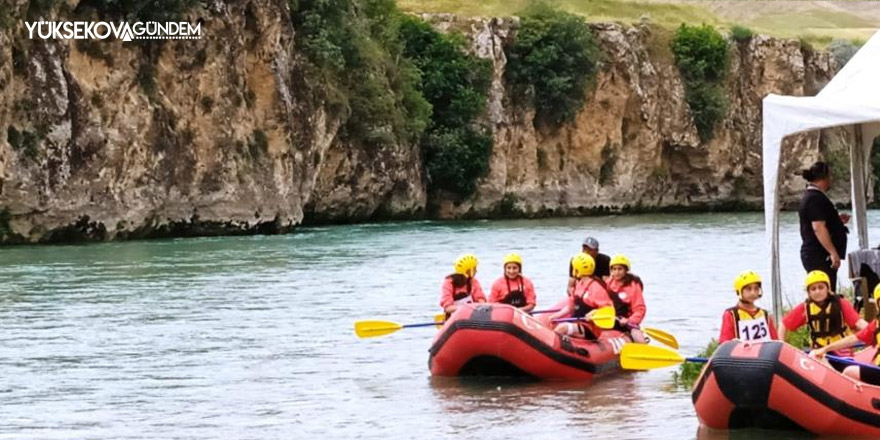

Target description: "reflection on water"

left=430, top=374, right=650, bottom=436
left=3, top=212, right=880, bottom=438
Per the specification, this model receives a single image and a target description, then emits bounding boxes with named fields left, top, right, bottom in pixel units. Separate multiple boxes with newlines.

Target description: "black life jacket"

left=607, top=291, right=628, bottom=331
left=608, top=291, right=630, bottom=319
left=607, top=277, right=643, bottom=330
left=805, top=294, right=851, bottom=348
left=446, top=276, right=473, bottom=319
left=451, top=276, right=472, bottom=302
left=500, top=277, right=526, bottom=307
left=572, top=277, right=605, bottom=318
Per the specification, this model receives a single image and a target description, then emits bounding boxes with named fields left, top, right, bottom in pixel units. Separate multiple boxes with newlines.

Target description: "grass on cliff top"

left=398, top=0, right=879, bottom=46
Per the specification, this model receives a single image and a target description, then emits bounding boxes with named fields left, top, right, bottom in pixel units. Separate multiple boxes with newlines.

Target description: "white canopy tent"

left=763, top=30, right=880, bottom=323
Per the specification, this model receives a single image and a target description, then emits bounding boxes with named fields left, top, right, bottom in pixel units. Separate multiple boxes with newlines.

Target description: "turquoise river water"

left=2, top=212, right=879, bottom=439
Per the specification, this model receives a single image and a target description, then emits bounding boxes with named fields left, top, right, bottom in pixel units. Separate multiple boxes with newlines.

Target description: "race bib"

left=737, top=318, right=771, bottom=342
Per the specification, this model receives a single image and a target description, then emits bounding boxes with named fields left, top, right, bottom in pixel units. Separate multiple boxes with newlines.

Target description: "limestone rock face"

left=425, top=16, right=848, bottom=217
left=0, top=4, right=854, bottom=243
left=0, top=0, right=425, bottom=241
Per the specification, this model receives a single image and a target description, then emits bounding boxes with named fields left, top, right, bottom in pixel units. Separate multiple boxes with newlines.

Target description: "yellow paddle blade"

left=620, top=343, right=685, bottom=370
left=434, top=313, right=445, bottom=328
left=354, top=320, right=403, bottom=338
left=590, top=306, right=616, bottom=329
left=644, top=327, right=679, bottom=349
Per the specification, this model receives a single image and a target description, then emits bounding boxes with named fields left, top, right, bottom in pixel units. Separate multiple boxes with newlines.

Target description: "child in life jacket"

left=779, top=270, right=866, bottom=355
left=604, top=254, right=647, bottom=343
left=810, top=285, right=880, bottom=386
left=489, top=253, right=536, bottom=312
left=549, top=252, right=612, bottom=340
left=440, top=253, right=486, bottom=318
left=719, top=271, right=778, bottom=343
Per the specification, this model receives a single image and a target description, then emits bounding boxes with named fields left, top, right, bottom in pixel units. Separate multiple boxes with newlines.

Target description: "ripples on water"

left=2, top=212, right=879, bottom=439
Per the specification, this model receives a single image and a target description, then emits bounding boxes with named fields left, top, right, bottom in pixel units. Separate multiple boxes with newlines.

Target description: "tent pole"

left=771, top=160, right=783, bottom=325
left=852, top=124, right=869, bottom=250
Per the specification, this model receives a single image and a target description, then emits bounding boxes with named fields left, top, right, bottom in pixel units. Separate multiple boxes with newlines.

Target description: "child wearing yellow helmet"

left=604, top=254, right=647, bottom=343
left=811, top=284, right=880, bottom=385
left=779, top=270, right=867, bottom=355
left=549, top=252, right=613, bottom=339
left=440, top=253, right=486, bottom=317
left=719, top=271, right=778, bottom=343
left=489, top=253, right=536, bottom=312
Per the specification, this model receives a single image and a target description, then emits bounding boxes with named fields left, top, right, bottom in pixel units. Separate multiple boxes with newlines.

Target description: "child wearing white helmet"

left=440, top=253, right=486, bottom=318
left=779, top=270, right=866, bottom=355
left=719, top=271, right=778, bottom=343
left=549, top=252, right=613, bottom=339
left=604, top=254, right=647, bottom=343
left=811, top=284, right=880, bottom=385
left=489, top=253, right=536, bottom=312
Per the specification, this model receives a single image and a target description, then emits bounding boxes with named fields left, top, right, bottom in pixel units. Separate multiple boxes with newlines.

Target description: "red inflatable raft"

left=428, top=303, right=630, bottom=381
left=693, top=340, right=880, bottom=436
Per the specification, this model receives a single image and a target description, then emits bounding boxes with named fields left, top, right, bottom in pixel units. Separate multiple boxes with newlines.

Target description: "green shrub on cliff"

left=291, top=0, right=430, bottom=147
left=292, top=0, right=492, bottom=197
left=506, top=4, right=600, bottom=126
left=399, top=16, right=492, bottom=197
left=422, top=128, right=492, bottom=196
left=729, top=25, right=753, bottom=43
left=684, top=82, right=727, bottom=143
left=672, top=24, right=729, bottom=142
left=399, top=17, right=491, bottom=132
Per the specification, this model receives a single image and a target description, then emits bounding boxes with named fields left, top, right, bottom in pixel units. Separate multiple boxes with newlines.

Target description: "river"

left=1, top=211, right=877, bottom=439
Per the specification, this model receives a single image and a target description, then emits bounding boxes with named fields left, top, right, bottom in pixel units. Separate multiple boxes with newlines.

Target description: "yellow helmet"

left=570, top=252, right=596, bottom=278
left=733, top=271, right=762, bottom=297
left=503, top=253, right=523, bottom=268
left=609, top=254, right=630, bottom=270
left=453, top=253, right=478, bottom=276
left=873, top=284, right=880, bottom=303
left=805, top=270, right=830, bottom=290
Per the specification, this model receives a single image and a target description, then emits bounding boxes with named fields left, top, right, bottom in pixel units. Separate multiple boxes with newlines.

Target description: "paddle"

left=359, top=307, right=566, bottom=338
left=552, top=306, right=616, bottom=330
left=358, top=306, right=608, bottom=339
left=354, top=320, right=439, bottom=339
left=824, top=353, right=880, bottom=374
left=620, top=343, right=707, bottom=370
left=432, top=307, right=562, bottom=323
left=621, top=343, right=880, bottom=375
left=643, top=327, right=679, bottom=349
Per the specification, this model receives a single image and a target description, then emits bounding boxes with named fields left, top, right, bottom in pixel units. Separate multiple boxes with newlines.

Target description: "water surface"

left=2, top=212, right=877, bottom=439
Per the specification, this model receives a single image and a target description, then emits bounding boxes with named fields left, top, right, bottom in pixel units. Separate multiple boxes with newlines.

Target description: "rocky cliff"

left=0, top=1, right=857, bottom=243
left=426, top=15, right=853, bottom=217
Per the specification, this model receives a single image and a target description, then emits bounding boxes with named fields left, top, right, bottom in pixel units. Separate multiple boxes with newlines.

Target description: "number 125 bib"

left=737, top=318, right=771, bottom=342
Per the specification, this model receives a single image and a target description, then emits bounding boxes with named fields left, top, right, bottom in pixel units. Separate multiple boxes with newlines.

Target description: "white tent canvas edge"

left=762, top=29, right=880, bottom=323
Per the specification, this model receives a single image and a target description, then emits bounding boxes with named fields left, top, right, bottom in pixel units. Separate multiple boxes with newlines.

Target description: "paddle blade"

left=434, top=313, right=446, bottom=328
left=644, top=327, right=679, bottom=349
left=620, top=343, right=685, bottom=370
left=591, top=306, right=616, bottom=329
left=354, top=320, right=403, bottom=339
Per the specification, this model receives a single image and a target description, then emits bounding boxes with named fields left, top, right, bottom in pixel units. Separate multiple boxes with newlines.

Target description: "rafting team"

left=439, top=236, right=647, bottom=345
left=440, top=248, right=880, bottom=389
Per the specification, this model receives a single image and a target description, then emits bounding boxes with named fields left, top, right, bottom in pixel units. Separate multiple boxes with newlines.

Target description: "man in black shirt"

left=568, top=236, right=611, bottom=294
left=582, top=237, right=611, bottom=278
left=798, top=161, right=850, bottom=290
